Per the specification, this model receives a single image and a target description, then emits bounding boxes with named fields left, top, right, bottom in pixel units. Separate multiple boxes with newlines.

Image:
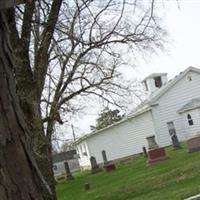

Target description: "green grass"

left=56, top=144, right=200, bottom=200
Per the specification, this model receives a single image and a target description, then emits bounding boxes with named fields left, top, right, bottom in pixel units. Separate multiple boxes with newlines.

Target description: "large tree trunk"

left=23, top=104, right=56, bottom=200
left=0, top=11, right=51, bottom=200
left=14, top=43, right=57, bottom=200
left=6, top=1, right=64, bottom=197
left=13, top=46, right=56, bottom=199
left=35, top=132, right=57, bottom=200
left=6, top=8, right=57, bottom=199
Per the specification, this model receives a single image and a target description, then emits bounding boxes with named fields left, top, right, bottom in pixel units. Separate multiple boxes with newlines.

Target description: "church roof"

left=52, top=150, right=77, bottom=163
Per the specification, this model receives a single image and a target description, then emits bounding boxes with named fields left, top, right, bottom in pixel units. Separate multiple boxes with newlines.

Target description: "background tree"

left=92, top=108, right=124, bottom=131
left=60, top=141, right=74, bottom=152
left=0, top=1, right=51, bottom=199
left=7, top=0, right=165, bottom=198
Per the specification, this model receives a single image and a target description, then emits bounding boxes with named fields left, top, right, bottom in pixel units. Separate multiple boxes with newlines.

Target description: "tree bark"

left=6, top=7, right=57, bottom=200
left=34, top=133, right=57, bottom=200
left=0, top=11, right=50, bottom=200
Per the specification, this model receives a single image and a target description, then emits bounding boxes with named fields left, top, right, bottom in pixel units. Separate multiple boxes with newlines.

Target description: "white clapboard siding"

left=152, top=71, right=200, bottom=146
left=180, top=109, right=200, bottom=139
left=181, top=109, right=200, bottom=139
left=76, top=141, right=91, bottom=169
left=86, top=111, right=156, bottom=164
left=77, top=68, right=200, bottom=169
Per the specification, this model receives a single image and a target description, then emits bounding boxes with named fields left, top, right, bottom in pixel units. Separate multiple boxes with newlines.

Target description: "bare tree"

left=0, top=1, right=51, bottom=199
left=7, top=0, right=165, bottom=199
left=42, top=0, right=164, bottom=145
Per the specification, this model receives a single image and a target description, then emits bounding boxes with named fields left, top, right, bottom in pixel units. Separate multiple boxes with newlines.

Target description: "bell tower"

left=142, top=73, right=168, bottom=94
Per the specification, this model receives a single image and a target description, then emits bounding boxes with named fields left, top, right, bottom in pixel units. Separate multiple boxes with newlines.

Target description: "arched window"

left=187, top=114, right=194, bottom=126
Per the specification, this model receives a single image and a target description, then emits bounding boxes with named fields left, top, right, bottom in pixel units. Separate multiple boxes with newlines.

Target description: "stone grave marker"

left=167, top=122, right=181, bottom=150
left=146, top=135, right=158, bottom=149
left=146, top=135, right=169, bottom=165
left=171, top=134, right=181, bottom=150
left=187, top=134, right=200, bottom=153
left=64, top=161, right=74, bottom=180
left=142, top=146, right=148, bottom=158
left=90, top=156, right=101, bottom=174
left=101, top=150, right=116, bottom=172
left=102, top=150, right=108, bottom=164
left=84, top=183, right=90, bottom=191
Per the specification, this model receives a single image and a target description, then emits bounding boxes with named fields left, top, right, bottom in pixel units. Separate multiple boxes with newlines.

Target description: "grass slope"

left=56, top=144, right=200, bottom=200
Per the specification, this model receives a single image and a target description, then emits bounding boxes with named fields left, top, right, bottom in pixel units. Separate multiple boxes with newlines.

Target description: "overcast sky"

left=57, top=0, right=200, bottom=143
left=140, top=0, right=200, bottom=78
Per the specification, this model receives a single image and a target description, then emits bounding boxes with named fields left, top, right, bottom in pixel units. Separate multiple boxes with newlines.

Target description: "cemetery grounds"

left=56, top=144, right=200, bottom=200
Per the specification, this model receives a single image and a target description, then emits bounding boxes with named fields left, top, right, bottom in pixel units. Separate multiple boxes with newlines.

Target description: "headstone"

left=146, top=135, right=158, bottom=149
left=84, top=183, right=90, bottom=191
left=142, top=146, right=148, bottom=158
left=64, top=162, right=74, bottom=180
left=102, top=150, right=108, bottom=164
left=101, top=150, right=116, bottom=172
left=146, top=136, right=169, bottom=165
left=90, top=156, right=101, bottom=174
left=187, top=134, right=200, bottom=153
left=171, top=134, right=181, bottom=149
left=90, top=156, right=98, bottom=168
left=167, top=122, right=181, bottom=150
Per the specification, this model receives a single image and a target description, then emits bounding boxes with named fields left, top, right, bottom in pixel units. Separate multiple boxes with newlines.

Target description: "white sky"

left=137, top=0, right=200, bottom=79
left=58, top=0, right=200, bottom=142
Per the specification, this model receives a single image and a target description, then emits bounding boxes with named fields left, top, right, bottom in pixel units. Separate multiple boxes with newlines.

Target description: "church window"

left=187, top=114, right=194, bottom=126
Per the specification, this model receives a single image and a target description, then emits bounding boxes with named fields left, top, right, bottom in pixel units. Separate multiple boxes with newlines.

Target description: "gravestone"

left=64, top=161, right=74, bottom=180
left=171, top=134, right=181, bottom=150
left=90, top=156, right=101, bottom=174
left=187, top=134, right=200, bottom=153
left=84, top=183, right=90, bottom=191
left=102, top=150, right=108, bottom=164
left=101, top=150, right=116, bottom=172
left=167, top=122, right=181, bottom=150
left=146, top=135, right=169, bottom=165
left=146, top=135, right=158, bottom=149
left=142, top=146, right=148, bottom=158
left=90, top=156, right=98, bottom=168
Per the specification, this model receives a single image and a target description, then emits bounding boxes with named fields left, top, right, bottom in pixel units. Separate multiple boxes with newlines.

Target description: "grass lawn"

left=56, top=144, right=200, bottom=200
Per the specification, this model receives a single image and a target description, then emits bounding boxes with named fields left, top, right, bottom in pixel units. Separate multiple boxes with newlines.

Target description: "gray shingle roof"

left=52, top=150, right=77, bottom=163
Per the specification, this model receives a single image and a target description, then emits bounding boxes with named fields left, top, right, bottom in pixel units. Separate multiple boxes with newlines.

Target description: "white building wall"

left=76, top=141, right=91, bottom=169
left=85, top=111, right=156, bottom=164
left=77, top=69, right=200, bottom=169
left=146, top=78, right=158, bottom=93
left=151, top=71, right=200, bottom=146
left=145, top=74, right=168, bottom=94
left=180, top=109, right=200, bottom=139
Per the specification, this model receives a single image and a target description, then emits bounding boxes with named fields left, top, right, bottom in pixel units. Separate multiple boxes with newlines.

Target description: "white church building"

left=76, top=66, right=200, bottom=169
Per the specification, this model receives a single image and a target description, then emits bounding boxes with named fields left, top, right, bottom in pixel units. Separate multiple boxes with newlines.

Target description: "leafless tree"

left=7, top=0, right=165, bottom=199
